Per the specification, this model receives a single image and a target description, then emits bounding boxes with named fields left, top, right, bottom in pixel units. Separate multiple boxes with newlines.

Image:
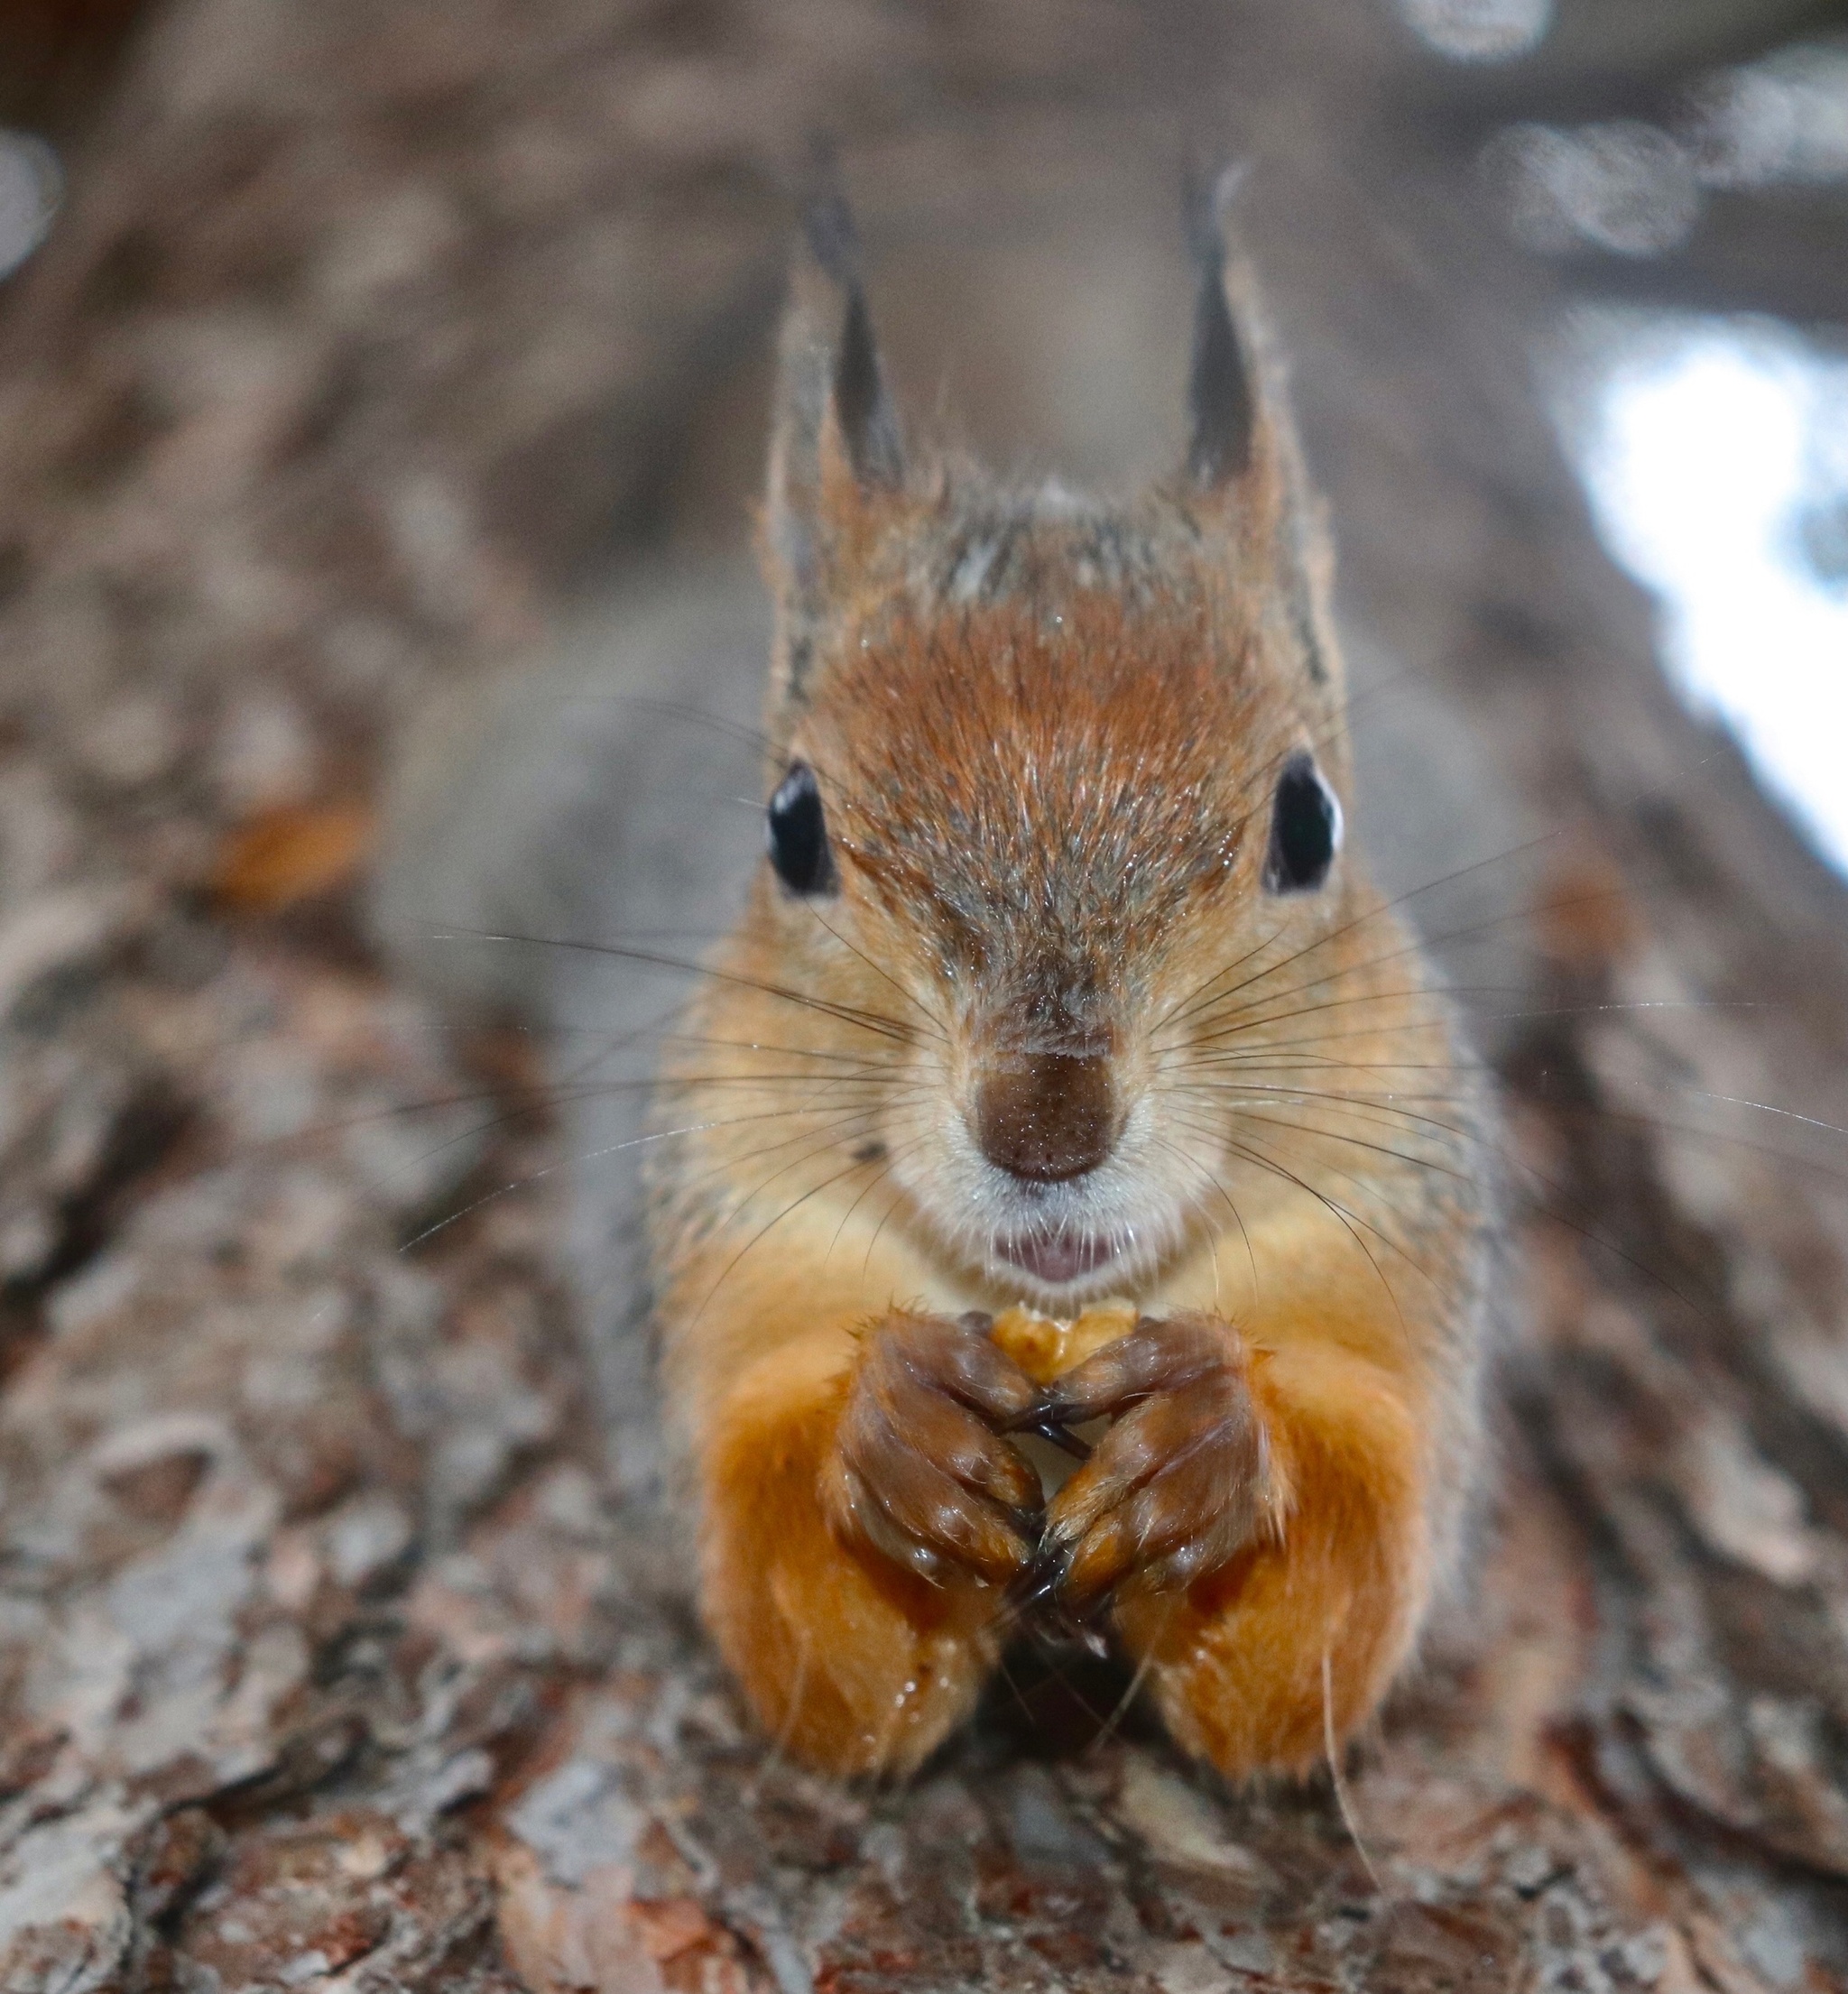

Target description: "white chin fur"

left=970, top=1186, right=1186, bottom=1306
left=895, top=1094, right=1193, bottom=1306
left=976, top=1245, right=1159, bottom=1310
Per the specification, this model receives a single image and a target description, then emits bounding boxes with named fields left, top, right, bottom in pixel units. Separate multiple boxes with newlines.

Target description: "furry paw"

left=820, top=1310, right=1042, bottom=1586
left=1039, top=1315, right=1271, bottom=1607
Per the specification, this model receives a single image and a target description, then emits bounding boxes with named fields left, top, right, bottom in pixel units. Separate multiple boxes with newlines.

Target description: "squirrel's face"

left=758, top=589, right=1349, bottom=1306
left=736, top=180, right=1359, bottom=1303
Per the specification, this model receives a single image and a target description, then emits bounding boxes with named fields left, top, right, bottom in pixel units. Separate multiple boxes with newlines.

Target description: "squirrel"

left=646, top=174, right=1497, bottom=1782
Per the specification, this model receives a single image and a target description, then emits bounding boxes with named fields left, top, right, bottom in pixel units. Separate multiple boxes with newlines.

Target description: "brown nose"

left=974, top=1052, right=1116, bottom=1183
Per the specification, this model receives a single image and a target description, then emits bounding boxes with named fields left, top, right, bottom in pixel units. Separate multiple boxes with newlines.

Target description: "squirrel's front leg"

left=698, top=1309, right=1040, bottom=1777
left=1041, top=1315, right=1428, bottom=1780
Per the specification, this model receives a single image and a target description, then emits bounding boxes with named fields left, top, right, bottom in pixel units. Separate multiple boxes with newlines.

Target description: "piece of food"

left=990, top=1300, right=1139, bottom=1385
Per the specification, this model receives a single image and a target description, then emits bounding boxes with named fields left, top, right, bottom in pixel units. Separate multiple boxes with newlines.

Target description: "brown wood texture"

left=1, top=3, right=1846, bottom=1989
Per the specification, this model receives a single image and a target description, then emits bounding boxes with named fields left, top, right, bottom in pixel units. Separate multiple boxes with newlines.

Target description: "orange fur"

left=698, top=1325, right=1005, bottom=1776
left=1117, top=1333, right=1428, bottom=1777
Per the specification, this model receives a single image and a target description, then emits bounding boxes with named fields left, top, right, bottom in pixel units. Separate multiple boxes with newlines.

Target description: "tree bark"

left=2, top=3, right=1846, bottom=1989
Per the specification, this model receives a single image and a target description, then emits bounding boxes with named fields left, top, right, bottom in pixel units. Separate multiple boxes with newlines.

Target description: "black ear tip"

left=799, top=138, right=861, bottom=282
left=801, top=189, right=857, bottom=283
left=1182, top=171, right=1220, bottom=271
left=1183, top=157, right=1257, bottom=492
left=1182, top=158, right=1250, bottom=266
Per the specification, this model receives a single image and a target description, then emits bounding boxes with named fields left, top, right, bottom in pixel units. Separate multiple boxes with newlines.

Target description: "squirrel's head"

left=743, top=177, right=1363, bottom=1306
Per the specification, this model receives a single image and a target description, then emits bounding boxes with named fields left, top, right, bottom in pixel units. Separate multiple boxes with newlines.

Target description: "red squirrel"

left=647, top=179, right=1494, bottom=1778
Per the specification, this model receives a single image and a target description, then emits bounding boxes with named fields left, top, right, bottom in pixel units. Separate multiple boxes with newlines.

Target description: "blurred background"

left=3, top=5, right=1848, bottom=1987
left=2, top=0, right=1843, bottom=863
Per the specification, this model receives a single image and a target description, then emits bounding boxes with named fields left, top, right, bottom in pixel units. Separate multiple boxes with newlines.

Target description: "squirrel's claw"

left=1040, top=1315, right=1271, bottom=1611
left=1005, top=1408, right=1094, bottom=1461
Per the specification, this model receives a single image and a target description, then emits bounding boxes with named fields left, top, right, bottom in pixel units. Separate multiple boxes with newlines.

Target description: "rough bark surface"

left=2, top=3, right=1847, bottom=1990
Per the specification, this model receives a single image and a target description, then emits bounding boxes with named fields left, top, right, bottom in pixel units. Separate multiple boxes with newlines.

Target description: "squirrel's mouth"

left=993, top=1230, right=1118, bottom=1287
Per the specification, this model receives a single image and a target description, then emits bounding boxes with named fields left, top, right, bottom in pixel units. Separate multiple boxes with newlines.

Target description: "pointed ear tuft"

left=1177, top=164, right=1343, bottom=698
left=831, top=279, right=904, bottom=489
left=799, top=176, right=858, bottom=282
left=763, top=165, right=905, bottom=710
left=1184, top=164, right=1256, bottom=491
left=796, top=176, right=903, bottom=490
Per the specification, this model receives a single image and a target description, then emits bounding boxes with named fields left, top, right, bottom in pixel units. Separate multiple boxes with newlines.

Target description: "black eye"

left=767, top=760, right=838, bottom=896
left=1262, top=752, right=1342, bottom=895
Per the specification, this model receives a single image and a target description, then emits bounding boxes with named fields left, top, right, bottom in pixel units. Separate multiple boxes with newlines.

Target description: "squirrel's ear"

left=764, top=178, right=903, bottom=706
left=1182, top=168, right=1340, bottom=693
left=1185, top=169, right=1260, bottom=493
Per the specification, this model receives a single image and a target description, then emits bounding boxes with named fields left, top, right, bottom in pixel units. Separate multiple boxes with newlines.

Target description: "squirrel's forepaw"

left=1040, top=1315, right=1270, bottom=1609
left=819, top=1310, right=1043, bottom=1588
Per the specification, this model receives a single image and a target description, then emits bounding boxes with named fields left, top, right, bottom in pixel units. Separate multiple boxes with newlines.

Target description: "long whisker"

left=1146, top=1130, right=1259, bottom=1297
left=1162, top=1109, right=1415, bottom=1329
left=802, top=901, right=949, bottom=1042
left=605, top=695, right=776, bottom=759
left=421, top=923, right=919, bottom=1046
left=265, top=1057, right=916, bottom=1223
left=1154, top=829, right=1571, bottom=1040
left=1173, top=857, right=1769, bottom=1056
left=1184, top=983, right=1762, bottom=1058
left=1165, top=1081, right=1484, bottom=1159
left=657, top=1031, right=905, bottom=1071
left=825, top=1134, right=935, bottom=1271
left=694, top=1137, right=906, bottom=1325
left=395, top=1088, right=908, bottom=1254
left=1169, top=1074, right=1848, bottom=1189
left=1086, top=1603, right=1177, bottom=1757
left=1169, top=1092, right=1724, bottom=1328
left=1324, top=1648, right=1383, bottom=1894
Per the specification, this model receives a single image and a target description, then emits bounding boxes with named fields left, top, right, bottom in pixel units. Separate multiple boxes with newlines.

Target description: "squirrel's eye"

left=767, top=760, right=838, bottom=896
left=1262, top=751, right=1342, bottom=895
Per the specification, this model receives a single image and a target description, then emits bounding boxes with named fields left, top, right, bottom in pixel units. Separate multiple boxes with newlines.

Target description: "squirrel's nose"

left=974, top=1051, right=1117, bottom=1183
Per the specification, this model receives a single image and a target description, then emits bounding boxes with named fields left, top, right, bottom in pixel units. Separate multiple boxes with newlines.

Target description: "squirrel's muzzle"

left=974, top=1051, right=1118, bottom=1183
